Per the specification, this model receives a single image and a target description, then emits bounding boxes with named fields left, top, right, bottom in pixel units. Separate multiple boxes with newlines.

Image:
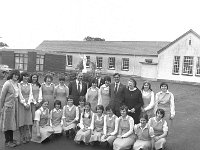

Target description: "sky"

left=0, top=0, right=200, bottom=49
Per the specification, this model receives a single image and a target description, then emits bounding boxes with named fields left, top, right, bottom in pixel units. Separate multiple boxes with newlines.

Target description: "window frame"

left=108, top=57, right=115, bottom=70
left=36, top=54, right=44, bottom=72
left=86, top=56, right=90, bottom=68
left=172, top=56, right=180, bottom=75
left=196, top=57, right=200, bottom=76
left=96, top=57, right=103, bottom=69
left=67, top=55, right=73, bottom=67
left=182, top=56, right=193, bottom=76
left=14, top=53, right=28, bottom=71
left=122, top=58, right=129, bottom=71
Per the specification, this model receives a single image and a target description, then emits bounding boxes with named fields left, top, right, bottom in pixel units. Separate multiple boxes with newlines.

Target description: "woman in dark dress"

left=124, top=77, right=143, bottom=124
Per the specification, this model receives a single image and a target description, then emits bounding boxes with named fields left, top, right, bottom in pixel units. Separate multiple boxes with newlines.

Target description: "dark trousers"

left=4, top=130, right=13, bottom=143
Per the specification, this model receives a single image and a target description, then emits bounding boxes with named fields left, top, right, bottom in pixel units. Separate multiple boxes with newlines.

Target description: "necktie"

left=114, top=83, right=118, bottom=93
left=78, top=81, right=81, bottom=93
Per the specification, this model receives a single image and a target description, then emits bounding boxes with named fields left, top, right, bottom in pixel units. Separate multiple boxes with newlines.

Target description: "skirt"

left=155, top=138, right=166, bottom=149
left=133, top=140, right=152, bottom=150
left=52, top=125, right=62, bottom=134
left=101, top=135, right=117, bottom=145
left=63, top=123, right=76, bottom=131
left=74, top=129, right=91, bottom=143
left=0, top=106, right=17, bottom=132
left=89, top=130, right=103, bottom=142
left=113, top=134, right=136, bottom=150
left=31, top=124, right=54, bottom=143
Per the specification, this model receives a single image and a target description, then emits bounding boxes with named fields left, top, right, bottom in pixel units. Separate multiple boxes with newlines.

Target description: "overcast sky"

left=0, top=0, right=200, bottom=49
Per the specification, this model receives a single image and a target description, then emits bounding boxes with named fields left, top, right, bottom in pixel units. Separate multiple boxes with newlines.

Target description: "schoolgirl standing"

left=0, top=70, right=20, bottom=147
left=18, top=72, right=33, bottom=144
left=74, top=102, right=93, bottom=145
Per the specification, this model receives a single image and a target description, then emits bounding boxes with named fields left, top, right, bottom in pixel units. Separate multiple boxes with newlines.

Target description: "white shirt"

left=62, top=105, right=79, bottom=121
left=76, top=80, right=82, bottom=92
left=103, top=114, right=119, bottom=136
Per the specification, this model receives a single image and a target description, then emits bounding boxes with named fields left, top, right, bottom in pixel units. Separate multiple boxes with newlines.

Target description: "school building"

left=0, top=29, right=200, bottom=84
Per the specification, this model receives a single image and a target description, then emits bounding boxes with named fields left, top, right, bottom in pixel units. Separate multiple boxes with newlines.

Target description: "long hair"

left=19, top=71, right=29, bottom=82
left=7, top=69, right=20, bottom=80
left=141, top=81, right=152, bottom=91
left=82, top=102, right=91, bottom=119
left=29, top=73, right=41, bottom=87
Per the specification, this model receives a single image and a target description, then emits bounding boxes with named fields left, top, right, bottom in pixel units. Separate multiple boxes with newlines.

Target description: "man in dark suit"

left=89, top=70, right=105, bottom=88
left=109, top=73, right=126, bottom=117
left=68, top=72, right=87, bottom=106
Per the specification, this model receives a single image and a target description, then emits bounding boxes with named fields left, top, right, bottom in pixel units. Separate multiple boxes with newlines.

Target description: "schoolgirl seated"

left=148, top=108, right=168, bottom=150
left=113, top=105, right=135, bottom=150
left=31, top=100, right=54, bottom=143
left=89, top=105, right=104, bottom=146
left=101, top=105, right=118, bottom=148
left=62, top=96, right=79, bottom=139
left=74, top=102, right=93, bottom=145
left=50, top=100, right=63, bottom=135
left=133, top=113, right=154, bottom=150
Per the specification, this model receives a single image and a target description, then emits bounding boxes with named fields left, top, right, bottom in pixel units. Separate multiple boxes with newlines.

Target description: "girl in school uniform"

left=74, top=102, right=93, bottom=145
left=133, top=113, right=154, bottom=150
left=0, top=70, right=20, bottom=147
left=41, top=74, right=55, bottom=110
left=113, top=105, right=136, bottom=150
left=50, top=100, right=63, bottom=134
left=141, top=81, right=155, bottom=119
left=77, top=97, right=85, bottom=123
left=29, top=73, right=42, bottom=120
left=31, top=100, right=54, bottom=143
left=89, top=105, right=104, bottom=145
left=101, top=105, right=118, bottom=148
left=18, top=72, right=33, bottom=144
left=62, top=96, right=79, bottom=139
left=148, top=109, right=168, bottom=150
left=54, top=76, right=69, bottom=107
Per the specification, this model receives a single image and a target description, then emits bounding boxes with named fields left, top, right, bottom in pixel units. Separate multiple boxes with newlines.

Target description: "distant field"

left=0, top=76, right=200, bottom=150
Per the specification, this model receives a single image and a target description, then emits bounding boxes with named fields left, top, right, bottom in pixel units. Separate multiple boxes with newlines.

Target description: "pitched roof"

left=35, top=40, right=170, bottom=56
left=157, top=29, right=200, bottom=54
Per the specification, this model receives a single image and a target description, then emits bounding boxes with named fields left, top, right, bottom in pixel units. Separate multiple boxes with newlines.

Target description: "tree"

left=84, top=36, right=105, bottom=41
left=0, top=42, right=8, bottom=48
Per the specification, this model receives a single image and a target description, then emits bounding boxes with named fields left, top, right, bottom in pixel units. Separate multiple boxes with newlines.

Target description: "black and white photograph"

left=0, top=0, right=200, bottom=150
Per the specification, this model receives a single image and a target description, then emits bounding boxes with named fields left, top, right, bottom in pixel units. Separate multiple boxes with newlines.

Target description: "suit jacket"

left=88, top=77, right=105, bottom=88
left=68, top=80, right=87, bottom=106
left=109, top=82, right=125, bottom=107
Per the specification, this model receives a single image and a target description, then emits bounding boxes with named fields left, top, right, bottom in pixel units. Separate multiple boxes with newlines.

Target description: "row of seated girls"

left=31, top=94, right=168, bottom=150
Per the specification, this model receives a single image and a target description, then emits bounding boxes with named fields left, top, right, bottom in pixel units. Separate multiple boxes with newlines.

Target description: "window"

left=67, top=55, right=72, bottom=66
left=182, top=56, right=193, bottom=75
left=196, top=57, right=200, bottom=75
left=86, top=56, right=90, bottom=67
left=15, top=53, right=28, bottom=71
left=108, top=57, right=115, bottom=69
left=36, top=54, right=44, bottom=71
left=96, top=57, right=103, bottom=69
left=122, top=58, right=129, bottom=70
left=172, top=56, right=180, bottom=74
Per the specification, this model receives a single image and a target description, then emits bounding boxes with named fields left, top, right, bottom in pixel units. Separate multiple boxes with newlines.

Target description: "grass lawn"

left=0, top=76, right=200, bottom=150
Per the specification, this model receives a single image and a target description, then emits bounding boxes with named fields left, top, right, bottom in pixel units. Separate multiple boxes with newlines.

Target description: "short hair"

left=119, top=105, right=128, bottom=113
left=44, top=74, right=53, bottom=82
left=54, top=100, right=62, bottom=108
left=40, top=99, right=49, bottom=106
left=156, top=108, right=165, bottom=118
left=19, top=71, right=30, bottom=82
left=96, top=105, right=104, bottom=112
left=139, top=112, right=149, bottom=122
left=29, top=73, right=41, bottom=87
left=105, top=105, right=113, bottom=112
left=113, top=73, right=120, bottom=77
left=129, top=77, right=137, bottom=87
left=7, top=69, right=20, bottom=80
left=141, top=81, right=152, bottom=91
left=160, top=82, right=168, bottom=89
left=79, top=96, right=86, bottom=102
left=91, top=78, right=98, bottom=84
left=104, top=76, right=111, bottom=82
left=84, top=102, right=91, bottom=108
left=59, top=76, right=65, bottom=81
left=67, top=95, right=74, bottom=101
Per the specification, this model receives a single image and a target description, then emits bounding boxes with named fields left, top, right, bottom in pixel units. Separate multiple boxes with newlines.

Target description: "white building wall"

left=157, top=33, right=200, bottom=83
left=65, top=53, right=158, bottom=77
left=140, top=63, right=158, bottom=80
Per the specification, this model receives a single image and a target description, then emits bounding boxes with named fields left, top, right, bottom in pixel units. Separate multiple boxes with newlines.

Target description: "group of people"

left=0, top=69, right=175, bottom=150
